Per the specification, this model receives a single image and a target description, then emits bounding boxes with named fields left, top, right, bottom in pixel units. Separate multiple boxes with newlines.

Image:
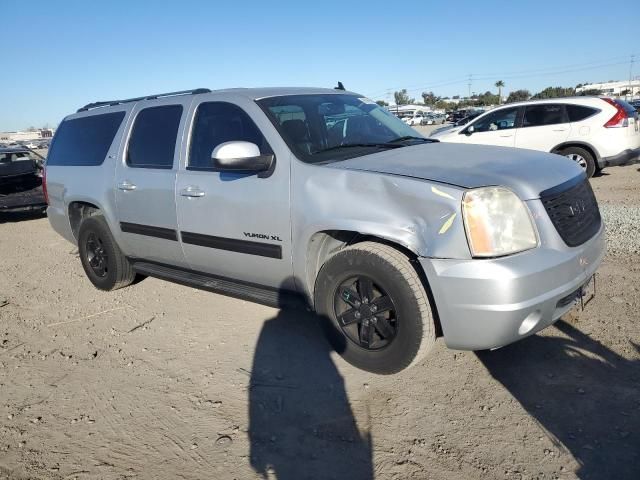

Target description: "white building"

left=575, top=79, right=640, bottom=98
left=386, top=104, right=434, bottom=117
left=0, top=129, right=54, bottom=143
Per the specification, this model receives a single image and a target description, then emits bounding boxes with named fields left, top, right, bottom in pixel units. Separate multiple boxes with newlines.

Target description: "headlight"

left=462, top=187, right=538, bottom=257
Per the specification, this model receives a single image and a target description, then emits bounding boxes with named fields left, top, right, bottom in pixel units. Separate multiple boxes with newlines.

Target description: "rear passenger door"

left=115, top=98, right=191, bottom=267
left=175, top=99, right=293, bottom=289
left=515, top=103, right=571, bottom=152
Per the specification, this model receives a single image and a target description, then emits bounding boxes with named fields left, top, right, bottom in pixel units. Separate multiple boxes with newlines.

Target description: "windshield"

left=257, top=94, right=424, bottom=163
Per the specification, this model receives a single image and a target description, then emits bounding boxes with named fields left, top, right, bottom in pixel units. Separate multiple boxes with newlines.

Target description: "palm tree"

left=495, top=80, right=505, bottom=104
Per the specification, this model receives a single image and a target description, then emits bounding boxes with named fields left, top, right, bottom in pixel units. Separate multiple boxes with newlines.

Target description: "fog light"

left=518, top=310, right=542, bottom=335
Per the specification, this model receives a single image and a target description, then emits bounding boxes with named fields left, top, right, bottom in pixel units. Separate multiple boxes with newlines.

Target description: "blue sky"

left=1, top=0, right=637, bottom=131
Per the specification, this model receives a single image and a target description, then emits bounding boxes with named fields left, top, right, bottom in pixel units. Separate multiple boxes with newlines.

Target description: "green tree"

left=506, top=89, right=531, bottom=103
left=578, top=88, right=602, bottom=96
left=394, top=89, right=414, bottom=105
left=421, top=91, right=440, bottom=105
left=475, top=91, right=500, bottom=106
left=495, top=80, right=505, bottom=104
left=375, top=100, right=389, bottom=107
left=435, top=100, right=455, bottom=110
left=531, top=86, right=575, bottom=99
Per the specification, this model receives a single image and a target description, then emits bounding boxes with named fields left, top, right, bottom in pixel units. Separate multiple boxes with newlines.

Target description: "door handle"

left=552, top=129, right=567, bottom=132
left=117, top=181, right=137, bottom=191
left=180, top=186, right=205, bottom=198
left=499, top=134, right=513, bottom=138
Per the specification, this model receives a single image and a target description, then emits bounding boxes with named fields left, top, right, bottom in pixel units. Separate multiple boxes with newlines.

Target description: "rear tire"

left=558, top=146, right=596, bottom=178
left=314, top=242, right=436, bottom=374
left=78, top=215, right=135, bottom=291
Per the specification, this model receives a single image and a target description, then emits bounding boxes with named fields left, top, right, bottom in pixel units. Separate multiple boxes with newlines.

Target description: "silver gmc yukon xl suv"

left=45, top=87, right=605, bottom=374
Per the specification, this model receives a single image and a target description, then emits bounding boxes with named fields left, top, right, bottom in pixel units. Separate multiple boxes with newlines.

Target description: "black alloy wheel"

left=333, top=275, right=398, bottom=350
left=85, top=232, right=108, bottom=278
left=77, top=215, right=136, bottom=291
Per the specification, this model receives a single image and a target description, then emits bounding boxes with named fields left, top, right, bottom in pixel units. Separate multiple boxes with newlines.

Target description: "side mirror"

left=465, top=125, right=475, bottom=135
left=211, top=141, right=274, bottom=173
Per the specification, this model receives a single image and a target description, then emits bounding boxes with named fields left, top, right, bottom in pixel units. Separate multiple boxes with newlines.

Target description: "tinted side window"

left=471, top=107, right=519, bottom=132
left=47, top=112, right=125, bottom=166
left=566, top=105, right=598, bottom=122
left=188, top=102, right=271, bottom=169
left=127, top=105, right=183, bottom=169
left=523, top=104, right=566, bottom=127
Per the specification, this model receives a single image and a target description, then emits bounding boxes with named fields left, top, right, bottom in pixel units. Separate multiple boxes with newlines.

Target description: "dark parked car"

left=0, top=147, right=47, bottom=213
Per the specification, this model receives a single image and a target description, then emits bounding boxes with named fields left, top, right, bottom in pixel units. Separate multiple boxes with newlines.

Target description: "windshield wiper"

left=312, top=143, right=404, bottom=154
left=387, top=136, right=438, bottom=144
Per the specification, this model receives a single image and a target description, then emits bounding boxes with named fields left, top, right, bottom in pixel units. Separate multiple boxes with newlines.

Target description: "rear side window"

left=47, top=112, right=125, bottom=166
left=567, top=105, right=598, bottom=122
left=523, top=104, right=567, bottom=127
left=127, top=105, right=183, bottom=169
left=188, top=102, right=271, bottom=169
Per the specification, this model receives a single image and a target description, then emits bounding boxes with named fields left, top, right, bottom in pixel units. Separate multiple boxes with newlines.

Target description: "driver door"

left=175, top=99, right=294, bottom=289
left=457, top=106, right=522, bottom=147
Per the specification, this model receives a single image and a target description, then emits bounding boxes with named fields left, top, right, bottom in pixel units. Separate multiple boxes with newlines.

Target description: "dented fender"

left=291, top=160, right=472, bottom=298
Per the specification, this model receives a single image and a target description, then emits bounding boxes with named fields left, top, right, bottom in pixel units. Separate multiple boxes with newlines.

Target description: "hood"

left=327, top=142, right=584, bottom=200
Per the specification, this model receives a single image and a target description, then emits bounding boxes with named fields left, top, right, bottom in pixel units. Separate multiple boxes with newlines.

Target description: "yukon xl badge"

left=244, top=232, right=282, bottom=242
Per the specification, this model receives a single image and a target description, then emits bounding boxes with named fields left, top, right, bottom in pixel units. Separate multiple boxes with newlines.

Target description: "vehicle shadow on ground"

left=248, top=304, right=373, bottom=480
left=477, top=320, right=639, bottom=480
left=0, top=210, right=46, bottom=224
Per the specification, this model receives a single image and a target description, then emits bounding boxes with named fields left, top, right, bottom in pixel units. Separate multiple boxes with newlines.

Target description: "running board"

left=131, top=261, right=304, bottom=309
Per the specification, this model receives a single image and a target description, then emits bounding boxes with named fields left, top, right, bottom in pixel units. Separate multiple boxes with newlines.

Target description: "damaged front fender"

left=291, top=160, right=471, bottom=298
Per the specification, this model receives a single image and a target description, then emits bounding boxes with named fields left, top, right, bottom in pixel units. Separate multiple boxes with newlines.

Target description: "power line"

left=475, top=53, right=637, bottom=77
left=473, top=60, right=630, bottom=81
left=365, top=53, right=638, bottom=99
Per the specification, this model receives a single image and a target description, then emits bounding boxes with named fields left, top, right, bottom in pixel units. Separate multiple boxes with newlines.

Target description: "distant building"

left=385, top=104, right=433, bottom=117
left=0, top=129, right=55, bottom=143
left=576, top=79, right=640, bottom=97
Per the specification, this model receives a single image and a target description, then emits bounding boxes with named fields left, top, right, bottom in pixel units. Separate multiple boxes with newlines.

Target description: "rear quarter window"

left=47, top=112, right=125, bottom=166
left=566, top=105, right=598, bottom=122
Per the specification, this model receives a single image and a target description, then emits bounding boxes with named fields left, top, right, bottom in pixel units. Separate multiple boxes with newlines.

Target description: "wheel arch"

left=304, top=229, right=443, bottom=337
left=67, top=200, right=103, bottom=241
left=551, top=141, right=601, bottom=163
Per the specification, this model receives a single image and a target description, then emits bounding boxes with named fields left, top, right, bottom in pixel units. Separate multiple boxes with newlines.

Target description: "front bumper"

left=419, top=224, right=605, bottom=350
left=601, top=147, right=640, bottom=168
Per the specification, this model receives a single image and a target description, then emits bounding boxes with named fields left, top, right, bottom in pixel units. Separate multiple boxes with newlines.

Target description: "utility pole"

left=468, top=74, right=472, bottom=99
left=629, top=54, right=635, bottom=100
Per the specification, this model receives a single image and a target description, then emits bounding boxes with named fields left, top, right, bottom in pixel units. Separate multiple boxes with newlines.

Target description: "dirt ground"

left=1, top=164, right=639, bottom=480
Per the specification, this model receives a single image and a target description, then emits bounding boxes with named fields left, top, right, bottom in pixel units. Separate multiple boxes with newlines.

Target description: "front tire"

left=558, top=146, right=596, bottom=178
left=314, top=242, right=436, bottom=374
left=78, top=215, right=135, bottom=291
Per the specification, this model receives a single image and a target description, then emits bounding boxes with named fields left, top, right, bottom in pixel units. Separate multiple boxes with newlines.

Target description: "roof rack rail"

left=77, top=88, right=211, bottom=112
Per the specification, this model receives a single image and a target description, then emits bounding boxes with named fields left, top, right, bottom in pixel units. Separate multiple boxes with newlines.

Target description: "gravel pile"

left=600, top=203, right=640, bottom=255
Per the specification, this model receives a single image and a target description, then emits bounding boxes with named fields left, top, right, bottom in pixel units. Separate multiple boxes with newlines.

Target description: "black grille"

left=541, top=178, right=601, bottom=247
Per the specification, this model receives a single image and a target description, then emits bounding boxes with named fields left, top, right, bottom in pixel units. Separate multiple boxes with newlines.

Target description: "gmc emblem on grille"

left=568, top=199, right=587, bottom=217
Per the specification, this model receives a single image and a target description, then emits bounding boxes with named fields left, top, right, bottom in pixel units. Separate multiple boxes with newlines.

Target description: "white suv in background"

left=429, top=97, right=640, bottom=177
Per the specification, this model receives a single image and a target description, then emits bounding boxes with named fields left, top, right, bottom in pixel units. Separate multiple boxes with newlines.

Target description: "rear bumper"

left=601, top=147, right=640, bottom=168
left=419, top=224, right=605, bottom=350
left=0, top=186, right=46, bottom=212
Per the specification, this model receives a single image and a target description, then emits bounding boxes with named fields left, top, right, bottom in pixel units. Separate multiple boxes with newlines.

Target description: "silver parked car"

left=45, top=87, right=604, bottom=374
